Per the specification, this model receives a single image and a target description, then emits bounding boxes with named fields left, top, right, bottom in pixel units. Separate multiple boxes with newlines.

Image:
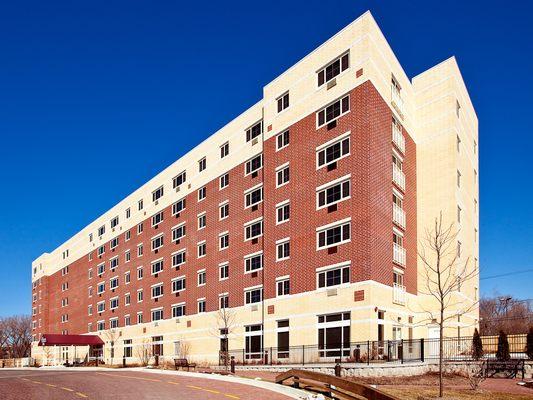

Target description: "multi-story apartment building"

left=31, top=11, right=479, bottom=365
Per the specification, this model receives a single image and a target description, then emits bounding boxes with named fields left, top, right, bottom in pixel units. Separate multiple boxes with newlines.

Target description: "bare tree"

left=103, top=329, right=119, bottom=365
left=417, top=213, right=478, bottom=398
left=211, top=307, right=237, bottom=370
left=135, top=338, right=152, bottom=367
left=0, top=315, right=32, bottom=359
left=479, top=296, right=532, bottom=335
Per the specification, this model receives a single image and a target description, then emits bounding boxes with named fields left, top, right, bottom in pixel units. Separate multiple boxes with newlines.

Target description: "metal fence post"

left=302, top=345, right=305, bottom=366
left=242, top=349, right=245, bottom=365
left=270, top=347, right=273, bottom=365
left=400, top=339, right=404, bottom=364
left=420, top=338, right=424, bottom=363
left=367, top=341, right=370, bottom=365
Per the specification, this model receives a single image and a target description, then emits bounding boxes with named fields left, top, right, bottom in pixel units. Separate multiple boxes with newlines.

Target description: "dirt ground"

left=234, top=370, right=533, bottom=399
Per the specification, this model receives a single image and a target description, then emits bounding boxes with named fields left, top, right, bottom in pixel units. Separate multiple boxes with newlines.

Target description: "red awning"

left=38, top=334, right=104, bottom=346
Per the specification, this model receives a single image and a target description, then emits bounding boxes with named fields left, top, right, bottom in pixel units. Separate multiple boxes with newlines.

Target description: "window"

left=456, top=99, right=461, bottom=118
left=151, top=259, right=164, bottom=275
left=317, top=134, right=350, bottom=168
left=171, top=276, right=186, bottom=293
left=198, top=157, right=206, bottom=172
left=276, top=239, right=290, bottom=261
left=96, top=263, right=105, bottom=276
left=245, top=155, right=262, bottom=175
left=97, top=282, right=105, bottom=294
left=317, top=219, right=351, bottom=249
left=457, top=135, right=461, bottom=152
left=393, top=271, right=404, bottom=287
left=457, top=170, right=461, bottom=187
left=220, top=173, right=229, bottom=189
left=137, top=222, right=144, bottom=235
left=98, top=225, right=105, bottom=237
left=197, top=241, right=206, bottom=258
left=172, top=303, right=186, bottom=318
left=88, top=286, right=93, bottom=297
left=124, top=339, right=132, bottom=357
left=245, top=253, right=263, bottom=273
left=173, top=171, right=186, bottom=189
left=126, top=208, right=131, bottom=219
left=276, top=130, right=289, bottom=151
left=246, top=121, right=262, bottom=142
left=198, top=186, right=206, bottom=201
left=125, top=250, right=131, bottom=263
left=172, top=223, right=186, bottom=242
left=138, top=199, right=144, bottom=211
left=277, top=92, right=289, bottom=112
left=137, top=312, right=143, bottom=324
left=245, top=287, right=263, bottom=304
left=219, top=202, right=229, bottom=220
left=109, top=318, right=118, bottom=329
left=111, top=216, right=119, bottom=229
left=137, top=289, right=144, bottom=302
left=245, top=185, right=263, bottom=208
left=317, top=177, right=351, bottom=209
left=244, top=219, right=263, bottom=241
left=97, top=301, right=105, bottom=313
left=110, top=297, right=119, bottom=310
left=151, top=284, right=164, bottom=299
left=276, top=201, right=290, bottom=224
left=219, top=294, right=229, bottom=309
left=317, top=95, right=350, bottom=128
left=317, top=263, right=350, bottom=288
left=197, top=270, right=206, bottom=286
left=137, top=266, right=144, bottom=280
left=276, top=277, right=290, bottom=297
left=110, top=276, right=119, bottom=290
left=195, top=213, right=205, bottom=230
left=152, top=211, right=164, bottom=226
left=151, top=308, right=163, bottom=322
left=97, top=321, right=105, bottom=331
left=109, top=257, right=118, bottom=270
left=317, top=52, right=349, bottom=87
left=172, top=250, right=186, bottom=268
left=151, top=234, right=164, bottom=251
left=124, top=315, right=131, bottom=326
left=219, top=263, right=229, bottom=280
left=125, top=293, right=131, bottom=306
left=137, top=243, right=144, bottom=257
left=61, top=282, right=68, bottom=291
left=198, top=299, right=207, bottom=313
left=457, top=205, right=462, bottom=223
left=220, top=142, right=229, bottom=158
left=125, top=230, right=131, bottom=241
left=152, top=186, right=164, bottom=202
left=318, top=312, right=350, bottom=357
left=172, top=198, right=186, bottom=215
left=219, top=232, right=229, bottom=250
left=88, top=305, right=93, bottom=316
left=89, top=233, right=93, bottom=243
left=276, top=164, right=290, bottom=187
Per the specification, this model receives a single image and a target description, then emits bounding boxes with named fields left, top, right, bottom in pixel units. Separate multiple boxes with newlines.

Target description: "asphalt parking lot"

left=0, top=369, right=295, bottom=400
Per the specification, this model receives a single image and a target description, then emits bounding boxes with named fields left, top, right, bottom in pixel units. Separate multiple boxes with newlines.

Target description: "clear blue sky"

left=0, top=1, right=531, bottom=317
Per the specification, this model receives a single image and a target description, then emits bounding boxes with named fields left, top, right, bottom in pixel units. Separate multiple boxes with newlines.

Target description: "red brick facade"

left=31, top=81, right=416, bottom=338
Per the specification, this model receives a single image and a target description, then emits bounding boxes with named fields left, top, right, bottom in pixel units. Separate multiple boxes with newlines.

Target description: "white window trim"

left=275, top=162, right=290, bottom=188
left=244, top=217, right=264, bottom=241
left=276, top=237, right=290, bottom=262
left=316, top=175, right=351, bottom=210
left=316, top=93, right=351, bottom=129
left=316, top=131, right=351, bottom=170
left=275, top=199, right=290, bottom=225
left=315, top=261, right=351, bottom=290
left=316, top=218, right=352, bottom=250
left=171, top=275, right=186, bottom=293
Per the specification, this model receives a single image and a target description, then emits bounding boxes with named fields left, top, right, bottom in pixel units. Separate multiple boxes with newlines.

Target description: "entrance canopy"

left=38, top=334, right=104, bottom=347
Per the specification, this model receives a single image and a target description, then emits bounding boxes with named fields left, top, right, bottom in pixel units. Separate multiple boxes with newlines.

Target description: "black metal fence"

left=224, top=334, right=528, bottom=366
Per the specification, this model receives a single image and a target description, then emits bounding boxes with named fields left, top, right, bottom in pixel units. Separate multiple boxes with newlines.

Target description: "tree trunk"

left=439, top=309, right=444, bottom=398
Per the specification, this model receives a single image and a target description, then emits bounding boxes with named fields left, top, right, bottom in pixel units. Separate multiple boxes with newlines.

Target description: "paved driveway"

left=0, top=369, right=295, bottom=400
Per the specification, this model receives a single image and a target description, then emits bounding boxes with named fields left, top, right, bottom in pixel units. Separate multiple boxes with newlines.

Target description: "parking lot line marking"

left=61, top=387, right=74, bottom=392
left=167, top=381, right=180, bottom=385
left=187, top=385, right=203, bottom=390
left=224, top=395, right=240, bottom=399
left=202, top=388, right=220, bottom=394
left=76, top=392, right=88, bottom=398
left=46, top=383, right=57, bottom=387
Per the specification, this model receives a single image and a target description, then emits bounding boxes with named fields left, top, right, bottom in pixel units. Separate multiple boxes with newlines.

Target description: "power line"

left=480, top=268, right=533, bottom=280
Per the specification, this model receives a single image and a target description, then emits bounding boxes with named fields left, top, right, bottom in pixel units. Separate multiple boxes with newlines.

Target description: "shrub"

left=472, top=328, right=484, bottom=360
left=526, top=326, right=533, bottom=360
left=496, top=330, right=510, bottom=361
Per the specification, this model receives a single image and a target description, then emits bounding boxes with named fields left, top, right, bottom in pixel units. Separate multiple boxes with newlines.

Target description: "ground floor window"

left=152, top=336, right=163, bottom=356
left=245, top=324, right=263, bottom=360
left=277, top=320, right=289, bottom=359
left=318, top=312, right=350, bottom=358
left=123, top=339, right=132, bottom=358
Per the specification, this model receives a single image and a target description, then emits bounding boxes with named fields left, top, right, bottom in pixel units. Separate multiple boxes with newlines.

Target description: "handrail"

left=276, top=369, right=400, bottom=400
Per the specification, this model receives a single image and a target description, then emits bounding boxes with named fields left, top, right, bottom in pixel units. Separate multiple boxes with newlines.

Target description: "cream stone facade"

left=31, top=11, right=478, bottom=366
